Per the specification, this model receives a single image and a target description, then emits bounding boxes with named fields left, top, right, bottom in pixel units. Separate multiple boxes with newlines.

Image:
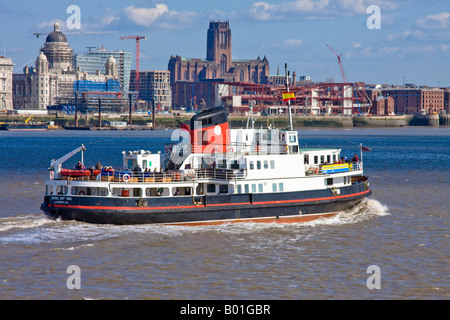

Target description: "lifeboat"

left=60, top=169, right=101, bottom=177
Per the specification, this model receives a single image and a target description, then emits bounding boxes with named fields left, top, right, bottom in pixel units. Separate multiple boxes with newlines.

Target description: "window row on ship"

left=47, top=174, right=353, bottom=198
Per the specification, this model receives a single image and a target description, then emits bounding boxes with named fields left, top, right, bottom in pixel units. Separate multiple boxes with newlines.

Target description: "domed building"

left=40, top=21, right=74, bottom=73
left=13, top=21, right=120, bottom=110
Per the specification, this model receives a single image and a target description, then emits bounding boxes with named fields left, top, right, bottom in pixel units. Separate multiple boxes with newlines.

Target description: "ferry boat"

left=40, top=106, right=371, bottom=226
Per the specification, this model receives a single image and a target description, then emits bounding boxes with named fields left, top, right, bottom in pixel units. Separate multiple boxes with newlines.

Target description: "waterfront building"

left=168, top=21, right=269, bottom=85
left=168, top=21, right=270, bottom=109
left=40, top=21, right=74, bottom=73
left=13, top=21, right=119, bottom=110
left=0, top=56, right=14, bottom=111
left=130, top=70, right=172, bottom=111
left=382, top=87, right=444, bottom=114
left=74, top=47, right=132, bottom=91
left=443, top=89, right=450, bottom=113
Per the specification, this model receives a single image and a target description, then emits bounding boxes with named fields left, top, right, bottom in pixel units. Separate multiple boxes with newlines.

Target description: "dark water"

left=0, top=127, right=448, bottom=300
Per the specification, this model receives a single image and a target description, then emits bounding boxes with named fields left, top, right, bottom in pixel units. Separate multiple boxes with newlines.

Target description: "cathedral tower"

left=206, top=21, right=232, bottom=77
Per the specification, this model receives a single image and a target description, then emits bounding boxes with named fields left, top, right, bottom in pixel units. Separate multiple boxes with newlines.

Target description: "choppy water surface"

left=0, top=127, right=448, bottom=300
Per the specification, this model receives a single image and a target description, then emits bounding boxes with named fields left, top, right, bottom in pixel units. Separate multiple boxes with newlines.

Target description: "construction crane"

left=326, top=44, right=347, bottom=83
left=120, top=35, right=147, bottom=97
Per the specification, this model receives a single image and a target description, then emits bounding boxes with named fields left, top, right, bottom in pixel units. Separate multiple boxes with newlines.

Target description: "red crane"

left=326, top=44, right=347, bottom=83
left=120, top=35, right=147, bottom=96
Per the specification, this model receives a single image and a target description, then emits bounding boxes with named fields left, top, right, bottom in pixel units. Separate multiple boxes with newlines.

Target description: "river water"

left=0, top=127, right=448, bottom=301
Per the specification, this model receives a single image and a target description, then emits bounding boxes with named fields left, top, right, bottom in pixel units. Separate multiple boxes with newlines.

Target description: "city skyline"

left=1, top=0, right=449, bottom=87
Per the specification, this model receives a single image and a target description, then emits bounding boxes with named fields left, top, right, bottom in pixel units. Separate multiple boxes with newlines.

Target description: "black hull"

left=41, top=183, right=371, bottom=225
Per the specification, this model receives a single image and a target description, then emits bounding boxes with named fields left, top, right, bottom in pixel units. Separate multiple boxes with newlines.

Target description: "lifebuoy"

left=78, top=190, right=85, bottom=195
left=226, top=146, right=235, bottom=154
left=122, top=174, right=131, bottom=182
left=359, top=162, right=363, bottom=170
left=211, top=146, right=220, bottom=157
left=49, top=171, right=54, bottom=180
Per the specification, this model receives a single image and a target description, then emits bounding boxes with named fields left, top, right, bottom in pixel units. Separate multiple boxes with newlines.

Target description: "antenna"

left=285, top=63, right=293, bottom=131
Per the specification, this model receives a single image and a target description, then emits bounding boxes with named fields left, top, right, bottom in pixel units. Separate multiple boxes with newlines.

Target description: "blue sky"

left=1, top=0, right=449, bottom=86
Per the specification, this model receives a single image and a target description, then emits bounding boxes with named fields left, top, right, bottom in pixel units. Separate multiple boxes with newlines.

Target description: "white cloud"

left=249, top=0, right=396, bottom=21
left=102, top=15, right=120, bottom=25
left=273, top=38, right=304, bottom=48
left=124, top=4, right=169, bottom=27
left=250, top=2, right=278, bottom=21
left=37, top=20, right=66, bottom=30
left=415, top=12, right=450, bottom=30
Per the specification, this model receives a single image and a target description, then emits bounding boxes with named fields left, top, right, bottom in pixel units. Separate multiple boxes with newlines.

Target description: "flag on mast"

left=180, top=122, right=190, bottom=132
left=282, top=92, right=296, bottom=102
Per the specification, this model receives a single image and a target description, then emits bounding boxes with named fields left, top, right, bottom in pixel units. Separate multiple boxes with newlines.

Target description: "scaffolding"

left=217, top=81, right=371, bottom=116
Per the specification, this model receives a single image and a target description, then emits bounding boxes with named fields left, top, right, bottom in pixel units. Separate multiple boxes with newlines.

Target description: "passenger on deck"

left=133, top=164, right=142, bottom=173
left=95, top=161, right=102, bottom=170
left=352, top=154, right=359, bottom=162
left=76, top=161, right=85, bottom=170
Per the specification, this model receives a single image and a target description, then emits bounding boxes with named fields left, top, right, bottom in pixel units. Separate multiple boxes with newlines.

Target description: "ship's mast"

left=285, top=63, right=293, bottom=131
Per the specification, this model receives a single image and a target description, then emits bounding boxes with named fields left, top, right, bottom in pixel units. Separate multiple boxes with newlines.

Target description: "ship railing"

left=184, top=168, right=247, bottom=181
left=305, top=161, right=363, bottom=176
left=100, top=168, right=247, bottom=183
left=193, top=143, right=290, bottom=156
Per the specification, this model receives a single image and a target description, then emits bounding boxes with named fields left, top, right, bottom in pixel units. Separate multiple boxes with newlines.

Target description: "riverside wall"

left=1, top=113, right=448, bottom=129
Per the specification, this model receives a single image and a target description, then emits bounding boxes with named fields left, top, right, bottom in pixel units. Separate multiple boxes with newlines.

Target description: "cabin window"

left=270, top=160, right=275, bottom=169
left=256, top=161, right=261, bottom=170
left=327, top=155, right=331, bottom=163
left=207, top=184, right=216, bottom=193
left=289, top=135, right=296, bottom=143
left=237, top=185, right=242, bottom=194
left=56, top=185, right=68, bottom=195
left=320, top=155, right=325, bottom=164
left=272, top=183, right=277, bottom=192
left=333, top=154, right=337, bottom=163
left=258, top=184, right=263, bottom=193
left=72, top=187, right=87, bottom=196
left=251, top=184, right=256, bottom=193
left=231, top=160, right=239, bottom=169
left=278, top=183, right=284, bottom=192
left=244, top=184, right=249, bottom=193
left=218, top=159, right=227, bottom=169
left=327, top=178, right=333, bottom=186
left=171, top=187, right=192, bottom=196
left=196, top=184, right=204, bottom=195
left=142, top=160, right=148, bottom=169
left=145, top=187, right=169, bottom=197
left=249, top=161, right=254, bottom=170
left=133, top=188, right=142, bottom=197
left=263, top=160, right=269, bottom=169
left=219, top=185, right=228, bottom=194
left=202, top=118, right=212, bottom=126
left=314, top=156, right=318, bottom=164
left=304, top=155, right=309, bottom=165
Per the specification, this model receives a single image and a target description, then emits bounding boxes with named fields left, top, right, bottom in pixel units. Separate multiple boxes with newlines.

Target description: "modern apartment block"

left=130, top=70, right=172, bottom=111
left=0, top=56, right=14, bottom=111
left=74, top=47, right=132, bottom=91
